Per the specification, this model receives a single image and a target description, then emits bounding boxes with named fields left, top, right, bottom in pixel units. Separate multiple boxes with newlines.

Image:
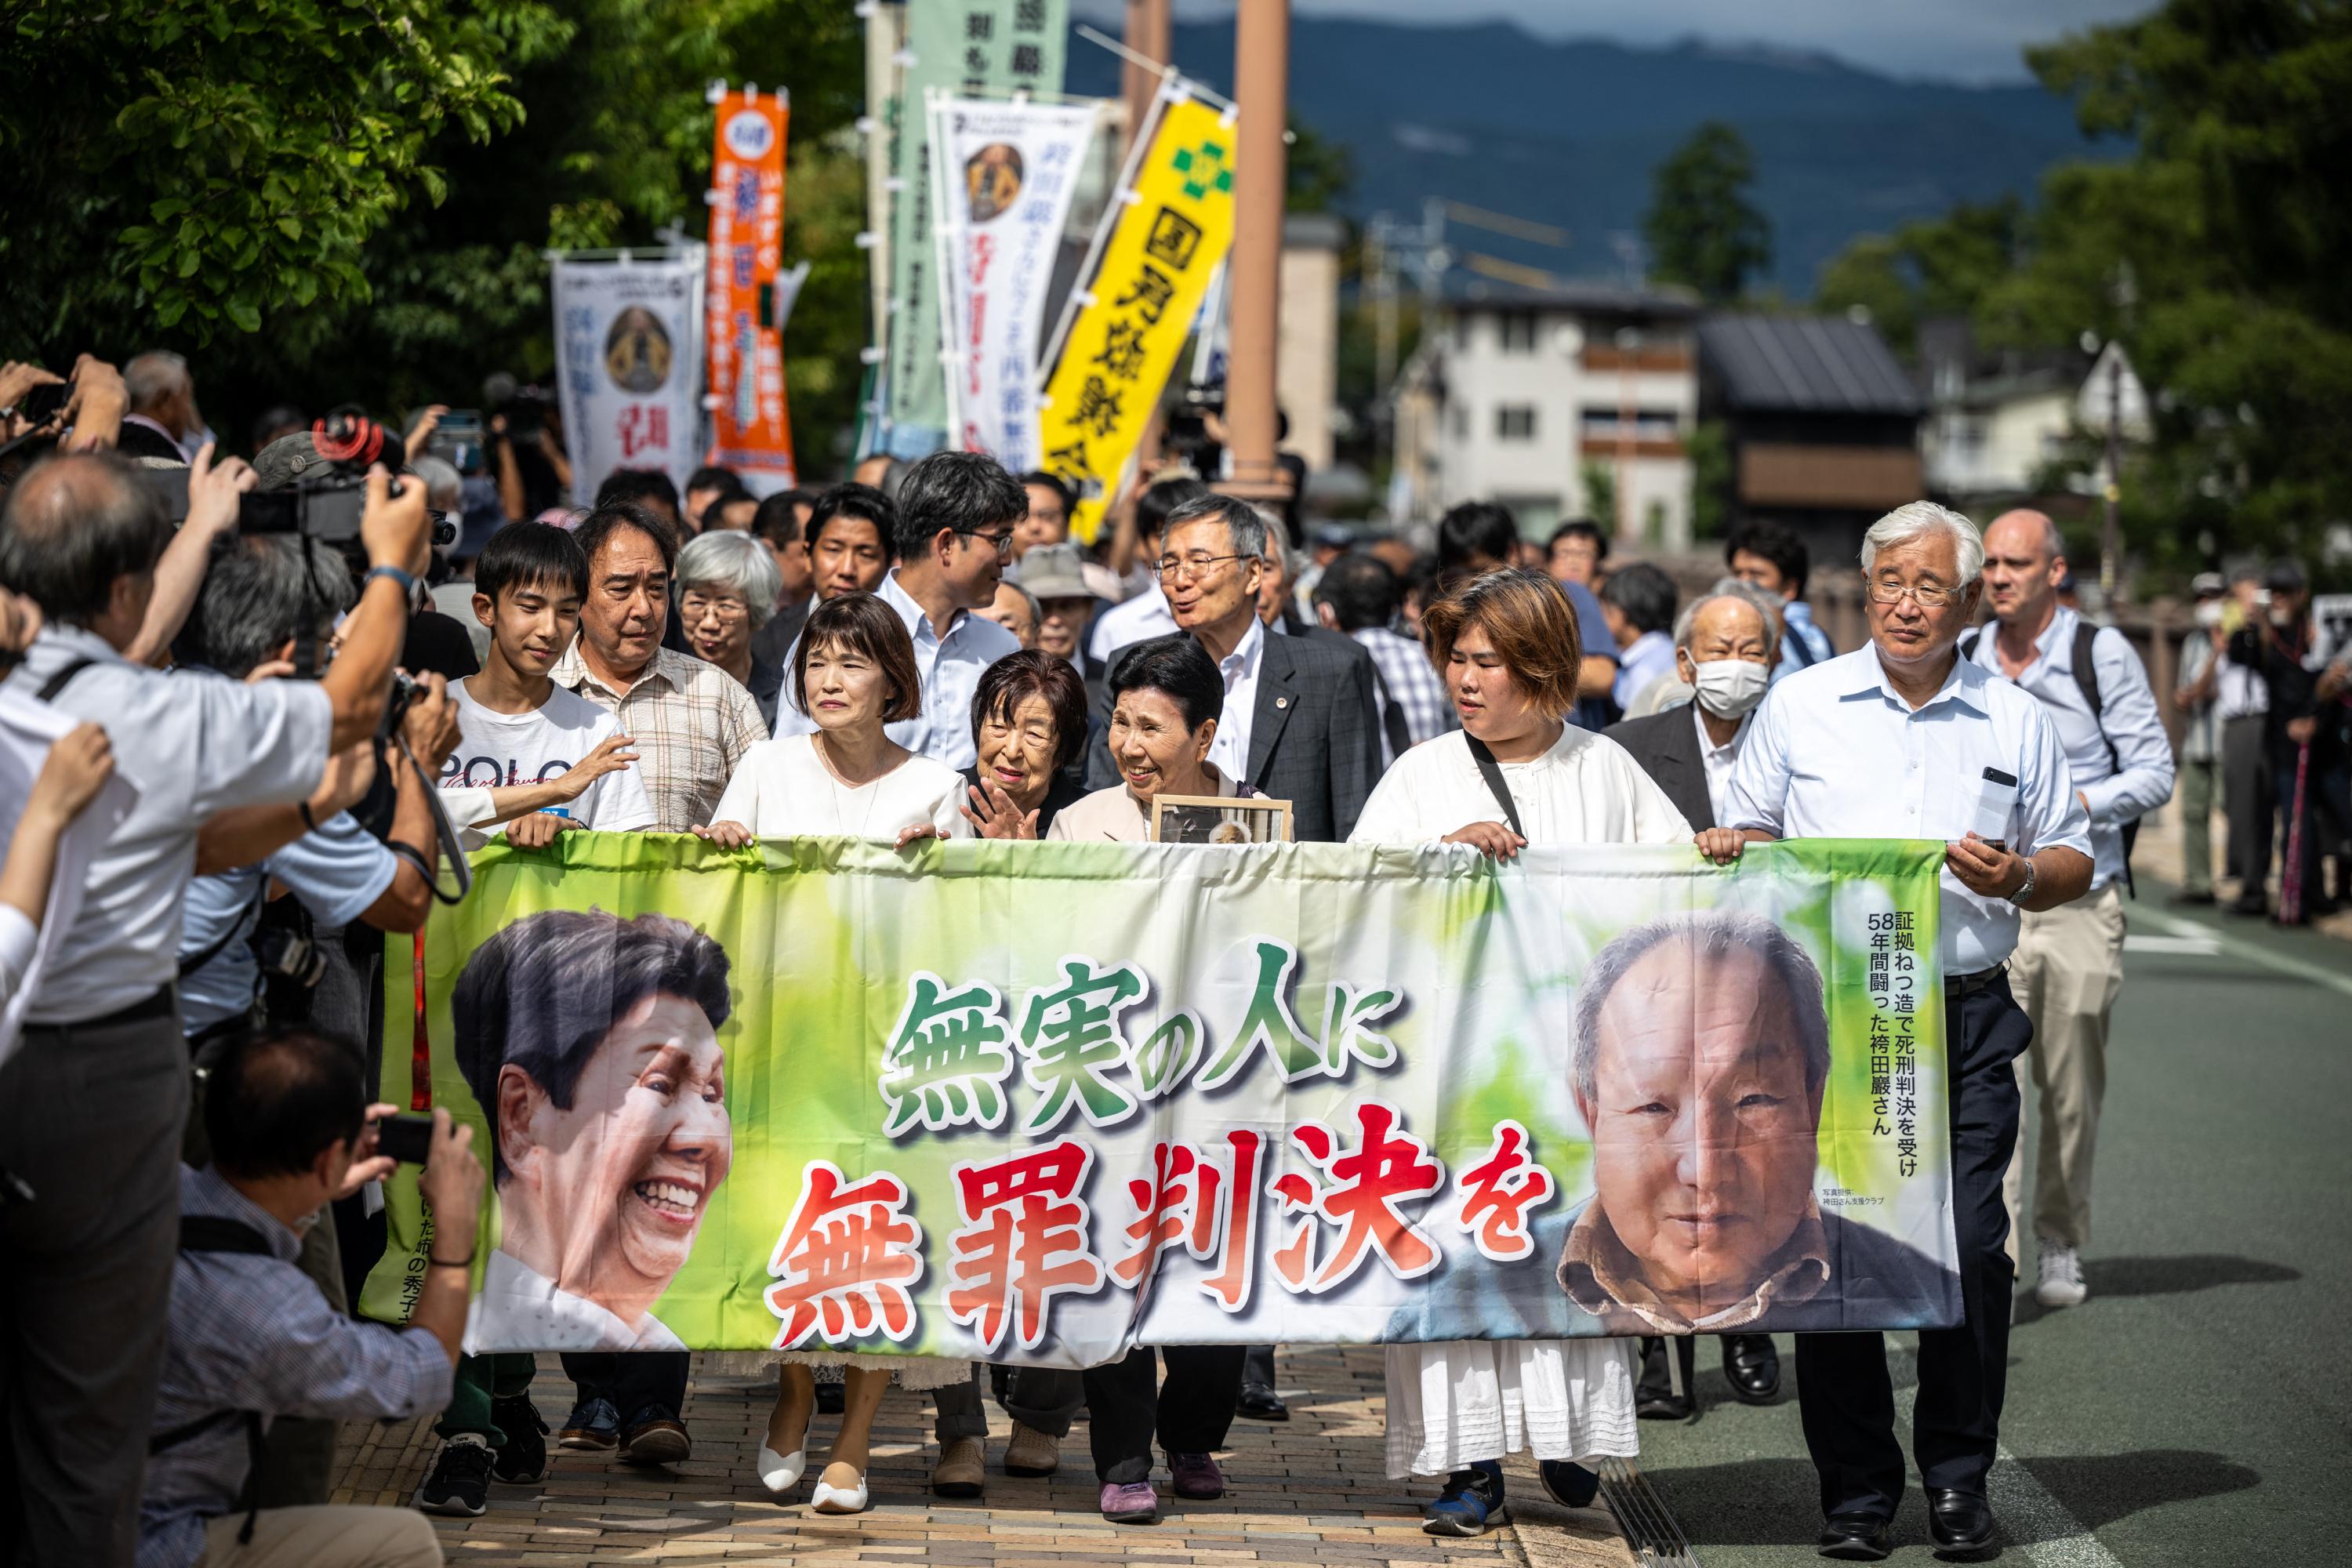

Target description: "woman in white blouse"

left=695, top=591, right=972, bottom=1515
left=1348, top=569, right=1691, bottom=1537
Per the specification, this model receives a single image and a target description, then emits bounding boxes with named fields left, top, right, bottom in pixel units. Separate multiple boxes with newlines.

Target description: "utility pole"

left=1121, top=0, right=1171, bottom=155
left=2102, top=348, right=2122, bottom=604
left=1225, top=0, right=1290, bottom=501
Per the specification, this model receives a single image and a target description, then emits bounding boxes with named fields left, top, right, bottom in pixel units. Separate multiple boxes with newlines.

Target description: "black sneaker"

left=416, top=1436, right=493, bottom=1517
left=491, top=1394, right=551, bottom=1484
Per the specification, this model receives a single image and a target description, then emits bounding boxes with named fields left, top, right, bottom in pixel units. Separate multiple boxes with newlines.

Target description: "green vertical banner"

left=882, top=0, right=1069, bottom=456
left=362, top=837, right=1955, bottom=1363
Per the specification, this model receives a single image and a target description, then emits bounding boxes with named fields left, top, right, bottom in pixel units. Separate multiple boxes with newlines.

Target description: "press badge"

left=1973, top=766, right=2018, bottom=846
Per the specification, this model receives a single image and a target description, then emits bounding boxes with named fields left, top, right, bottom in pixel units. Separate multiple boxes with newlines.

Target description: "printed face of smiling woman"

left=496, top=990, right=733, bottom=1324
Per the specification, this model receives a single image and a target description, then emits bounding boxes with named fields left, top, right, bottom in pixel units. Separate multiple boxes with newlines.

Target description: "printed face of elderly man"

left=1568, top=914, right=1828, bottom=1325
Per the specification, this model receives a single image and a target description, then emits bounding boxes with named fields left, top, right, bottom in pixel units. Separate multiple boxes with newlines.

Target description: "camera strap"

left=387, top=730, right=473, bottom=906
left=176, top=877, right=267, bottom=981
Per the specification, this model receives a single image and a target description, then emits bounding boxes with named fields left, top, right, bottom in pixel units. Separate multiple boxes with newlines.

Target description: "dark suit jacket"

left=1083, top=624, right=1385, bottom=841
left=1606, top=706, right=1714, bottom=829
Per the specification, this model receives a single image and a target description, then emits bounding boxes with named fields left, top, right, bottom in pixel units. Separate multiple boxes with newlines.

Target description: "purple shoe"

left=1168, top=1451, right=1225, bottom=1501
left=1100, top=1479, right=1160, bottom=1523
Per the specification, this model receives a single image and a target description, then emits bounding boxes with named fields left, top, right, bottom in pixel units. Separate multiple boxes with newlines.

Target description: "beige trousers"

left=2002, top=883, right=2127, bottom=1262
left=198, top=1504, right=441, bottom=1567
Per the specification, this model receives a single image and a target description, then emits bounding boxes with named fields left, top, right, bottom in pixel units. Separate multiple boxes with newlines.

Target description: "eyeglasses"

left=679, top=591, right=750, bottom=622
left=1155, top=553, right=1250, bottom=581
left=1867, top=579, right=1968, bottom=608
left=960, top=528, right=1015, bottom=561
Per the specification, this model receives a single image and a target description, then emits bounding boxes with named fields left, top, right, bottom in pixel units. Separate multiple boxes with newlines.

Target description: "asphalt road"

left=1628, top=884, right=2352, bottom=1567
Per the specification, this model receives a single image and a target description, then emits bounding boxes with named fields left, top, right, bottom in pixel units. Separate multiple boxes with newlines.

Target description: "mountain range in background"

left=1065, top=17, right=2118, bottom=299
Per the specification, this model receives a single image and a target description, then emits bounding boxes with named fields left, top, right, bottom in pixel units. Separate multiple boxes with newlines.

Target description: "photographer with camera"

left=0, top=446, right=431, bottom=1568
left=140, top=1026, right=482, bottom=1568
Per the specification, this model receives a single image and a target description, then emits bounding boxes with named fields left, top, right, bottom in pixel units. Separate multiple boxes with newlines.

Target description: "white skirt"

left=1383, top=1338, right=1641, bottom=1478
left=706, top=1352, right=975, bottom=1392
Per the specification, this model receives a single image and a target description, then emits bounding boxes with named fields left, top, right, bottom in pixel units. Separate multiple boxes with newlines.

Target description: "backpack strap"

left=162, top=1214, right=275, bottom=1544
left=2070, top=619, right=2136, bottom=897
left=34, top=656, right=98, bottom=704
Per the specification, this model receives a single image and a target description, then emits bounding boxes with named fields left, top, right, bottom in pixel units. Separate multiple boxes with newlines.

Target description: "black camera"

left=253, top=925, right=326, bottom=990
left=14, top=381, right=69, bottom=429
left=485, top=372, right=554, bottom=441
left=135, top=407, right=456, bottom=550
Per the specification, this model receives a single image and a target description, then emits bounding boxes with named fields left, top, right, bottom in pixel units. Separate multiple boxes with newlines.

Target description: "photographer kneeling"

left=0, top=448, right=430, bottom=1566
left=140, top=1027, right=482, bottom=1568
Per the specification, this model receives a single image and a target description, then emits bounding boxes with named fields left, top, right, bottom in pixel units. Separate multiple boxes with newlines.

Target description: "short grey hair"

left=1672, top=580, right=1780, bottom=660
left=1860, top=500, right=1984, bottom=584
left=410, top=455, right=464, bottom=513
left=995, top=577, right=1042, bottom=630
left=124, top=350, right=191, bottom=412
left=194, top=535, right=358, bottom=679
left=1571, top=911, right=1830, bottom=1107
left=1163, top=492, right=1269, bottom=565
left=675, top=528, right=782, bottom=629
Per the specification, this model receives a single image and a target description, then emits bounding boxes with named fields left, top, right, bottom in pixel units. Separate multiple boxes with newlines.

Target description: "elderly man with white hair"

left=1697, top=500, right=2094, bottom=1563
left=1602, top=579, right=1784, bottom=1417
left=675, top=528, right=786, bottom=728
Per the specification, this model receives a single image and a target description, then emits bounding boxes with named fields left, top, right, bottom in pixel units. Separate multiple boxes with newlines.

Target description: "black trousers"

left=1796, top=974, right=2030, bottom=1520
left=1081, top=1345, right=1246, bottom=1483
left=561, top=1351, right=690, bottom=1423
left=0, top=992, right=187, bottom=1568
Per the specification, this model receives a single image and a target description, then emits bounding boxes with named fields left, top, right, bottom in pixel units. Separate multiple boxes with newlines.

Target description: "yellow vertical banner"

left=1037, top=94, right=1236, bottom=543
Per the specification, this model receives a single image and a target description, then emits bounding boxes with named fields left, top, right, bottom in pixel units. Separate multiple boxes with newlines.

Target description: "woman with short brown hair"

left=1349, top=567, right=1689, bottom=1534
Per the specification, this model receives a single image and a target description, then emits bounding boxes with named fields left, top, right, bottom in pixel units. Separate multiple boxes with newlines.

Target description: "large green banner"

left=363, top=837, right=1955, bottom=1363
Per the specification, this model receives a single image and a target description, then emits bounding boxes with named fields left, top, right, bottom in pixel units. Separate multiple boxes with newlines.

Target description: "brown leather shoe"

left=617, top=1416, right=690, bottom=1466
left=1002, top=1421, right=1060, bottom=1476
left=931, top=1434, right=985, bottom=1497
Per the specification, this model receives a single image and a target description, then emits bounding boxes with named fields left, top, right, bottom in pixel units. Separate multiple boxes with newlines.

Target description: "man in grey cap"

left=1011, top=542, right=1109, bottom=675
left=2170, top=572, right=2230, bottom=903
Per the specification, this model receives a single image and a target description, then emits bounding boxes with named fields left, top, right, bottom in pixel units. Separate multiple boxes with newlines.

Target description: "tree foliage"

left=1642, top=121, right=1770, bottom=304
left=3, top=0, right=866, bottom=463
left=1815, top=0, right=2352, bottom=574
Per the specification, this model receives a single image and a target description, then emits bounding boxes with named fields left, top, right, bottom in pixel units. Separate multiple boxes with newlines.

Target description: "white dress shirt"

left=771, top=569, right=1021, bottom=770
left=1613, top=630, right=1677, bottom=712
left=466, top=1247, right=685, bottom=1354
left=1087, top=583, right=1178, bottom=666
left=1967, top=607, right=2174, bottom=892
left=1203, top=615, right=1265, bottom=785
left=1723, top=646, right=2092, bottom=975
left=2216, top=650, right=2269, bottom=722
left=1693, top=704, right=1749, bottom=825
left=3, top=629, right=331, bottom=1022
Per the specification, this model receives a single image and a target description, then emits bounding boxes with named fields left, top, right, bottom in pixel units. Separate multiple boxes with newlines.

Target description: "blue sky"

left=1074, top=1, right=2158, bottom=85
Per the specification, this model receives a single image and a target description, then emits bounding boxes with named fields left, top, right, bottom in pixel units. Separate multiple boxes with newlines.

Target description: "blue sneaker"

left=557, top=1395, right=619, bottom=1450
left=1540, top=1459, right=1601, bottom=1509
left=1424, top=1461, right=1508, bottom=1537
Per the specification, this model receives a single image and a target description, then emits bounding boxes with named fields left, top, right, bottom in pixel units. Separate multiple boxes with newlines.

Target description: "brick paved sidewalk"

left=333, top=1346, right=1636, bottom=1566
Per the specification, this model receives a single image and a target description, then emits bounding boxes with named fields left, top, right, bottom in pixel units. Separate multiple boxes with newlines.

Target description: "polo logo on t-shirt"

left=441, top=756, right=580, bottom=789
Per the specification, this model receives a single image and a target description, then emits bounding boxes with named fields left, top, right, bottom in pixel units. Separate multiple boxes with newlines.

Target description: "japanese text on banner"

left=705, top=90, right=796, bottom=490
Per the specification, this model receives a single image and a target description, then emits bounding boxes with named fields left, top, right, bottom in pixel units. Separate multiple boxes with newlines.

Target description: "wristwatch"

left=2006, top=855, right=2038, bottom=906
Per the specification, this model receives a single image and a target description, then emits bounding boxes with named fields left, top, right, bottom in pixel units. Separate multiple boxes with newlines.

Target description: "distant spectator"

left=1546, top=518, right=1609, bottom=589
left=123, top=350, right=203, bottom=461
left=746, top=489, right=817, bottom=670
left=1602, top=562, right=1679, bottom=713
left=1315, top=551, right=1457, bottom=766
left=708, top=490, right=759, bottom=534
left=682, top=464, right=740, bottom=533
left=677, top=530, right=787, bottom=728
left=980, top=578, right=1042, bottom=652
left=1016, top=470, right=1073, bottom=560
left=249, top=405, right=307, bottom=455
left=2170, top=573, right=2230, bottom=904
left=1011, top=543, right=1107, bottom=676
left=1726, top=521, right=1835, bottom=679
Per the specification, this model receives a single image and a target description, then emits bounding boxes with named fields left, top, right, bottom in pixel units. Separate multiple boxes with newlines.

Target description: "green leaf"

left=225, top=297, right=262, bottom=333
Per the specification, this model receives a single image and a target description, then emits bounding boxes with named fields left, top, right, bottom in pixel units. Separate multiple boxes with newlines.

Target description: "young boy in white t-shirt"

left=439, top=522, right=655, bottom=848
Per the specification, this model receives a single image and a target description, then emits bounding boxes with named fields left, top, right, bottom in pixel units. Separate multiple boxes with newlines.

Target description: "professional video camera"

left=240, top=408, right=456, bottom=547
left=485, top=372, right=556, bottom=442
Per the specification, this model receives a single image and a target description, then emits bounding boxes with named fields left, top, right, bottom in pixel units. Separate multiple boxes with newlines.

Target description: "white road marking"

left=1988, top=1442, right=2126, bottom=1566
left=2122, top=933, right=2220, bottom=956
left=2141, top=911, right=2352, bottom=999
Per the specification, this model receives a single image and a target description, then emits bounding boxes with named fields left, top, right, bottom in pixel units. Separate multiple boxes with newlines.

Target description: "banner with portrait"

left=362, top=836, right=1958, bottom=1365
left=881, top=0, right=1070, bottom=456
left=932, top=95, right=1100, bottom=471
left=1036, top=89, right=1238, bottom=543
left=551, top=250, right=706, bottom=508
left=703, top=87, right=798, bottom=494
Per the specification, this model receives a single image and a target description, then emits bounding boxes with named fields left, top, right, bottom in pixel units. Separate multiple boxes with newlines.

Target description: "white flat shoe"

left=756, top=1443, right=805, bottom=1494
left=810, top=1472, right=869, bottom=1514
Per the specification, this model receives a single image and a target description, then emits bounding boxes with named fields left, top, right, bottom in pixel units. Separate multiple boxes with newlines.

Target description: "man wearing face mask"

left=1602, top=582, right=1784, bottom=1417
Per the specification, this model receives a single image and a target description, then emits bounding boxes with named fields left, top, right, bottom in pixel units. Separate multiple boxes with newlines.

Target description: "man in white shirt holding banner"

left=1700, top=501, right=2093, bottom=1563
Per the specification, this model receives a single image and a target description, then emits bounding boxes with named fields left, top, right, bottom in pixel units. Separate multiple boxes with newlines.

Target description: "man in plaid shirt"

left=1314, top=551, right=1457, bottom=768
left=543, top=499, right=764, bottom=1465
